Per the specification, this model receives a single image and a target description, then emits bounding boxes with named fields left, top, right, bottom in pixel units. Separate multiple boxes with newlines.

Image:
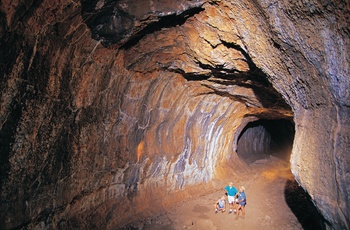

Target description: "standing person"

left=214, top=196, right=226, bottom=213
left=237, top=186, right=247, bottom=217
left=224, top=182, right=238, bottom=213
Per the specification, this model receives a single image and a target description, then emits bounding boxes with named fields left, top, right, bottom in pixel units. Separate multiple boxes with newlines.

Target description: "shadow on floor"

left=284, top=179, right=328, bottom=230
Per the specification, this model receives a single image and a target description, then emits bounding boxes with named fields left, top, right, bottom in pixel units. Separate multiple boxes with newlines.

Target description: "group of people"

left=214, top=182, right=246, bottom=217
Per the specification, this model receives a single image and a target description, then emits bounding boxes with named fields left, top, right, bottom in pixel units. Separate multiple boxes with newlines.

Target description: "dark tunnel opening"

left=237, top=119, right=295, bottom=164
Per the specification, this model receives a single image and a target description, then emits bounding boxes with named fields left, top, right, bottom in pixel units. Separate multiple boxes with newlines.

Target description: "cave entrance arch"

left=236, top=119, right=295, bottom=164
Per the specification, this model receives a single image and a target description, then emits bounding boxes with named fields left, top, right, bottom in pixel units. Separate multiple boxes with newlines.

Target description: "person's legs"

left=241, top=205, right=245, bottom=216
left=228, top=196, right=234, bottom=212
left=215, top=203, right=225, bottom=213
left=221, top=203, right=226, bottom=213
left=233, top=201, right=238, bottom=213
left=236, top=204, right=242, bottom=216
left=236, top=204, right=245, bottom=217
left=231, top=196, right=238, bottom=213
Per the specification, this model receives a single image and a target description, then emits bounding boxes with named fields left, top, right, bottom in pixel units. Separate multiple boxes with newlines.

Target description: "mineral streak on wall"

left=0, top=0, right=349, bottom=229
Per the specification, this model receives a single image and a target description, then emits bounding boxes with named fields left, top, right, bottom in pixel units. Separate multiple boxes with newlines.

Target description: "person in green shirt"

left=224, top=182, right=238, bottom=213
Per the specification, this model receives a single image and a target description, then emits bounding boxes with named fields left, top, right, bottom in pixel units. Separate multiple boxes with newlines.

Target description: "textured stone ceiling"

left=0, top=0, right=349, bottom=229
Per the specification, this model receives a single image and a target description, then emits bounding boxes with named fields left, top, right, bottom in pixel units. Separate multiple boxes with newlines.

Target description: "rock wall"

left=0, top=0, right=349, bottom=229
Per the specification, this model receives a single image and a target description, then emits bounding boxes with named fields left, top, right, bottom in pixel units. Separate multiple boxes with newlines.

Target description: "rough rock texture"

left=0, top=0, right=349, bottom=229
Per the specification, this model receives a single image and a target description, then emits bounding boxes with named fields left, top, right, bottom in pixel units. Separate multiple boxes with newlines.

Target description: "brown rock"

left=0, top=0, right=349, bottom=229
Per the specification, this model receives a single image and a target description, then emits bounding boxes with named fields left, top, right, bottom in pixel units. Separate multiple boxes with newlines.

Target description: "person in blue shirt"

left=236, top=186, right=247, bottom=217
left=214, top=196, right=226, bottom=213
left=224, top=182, right=238, bottom=213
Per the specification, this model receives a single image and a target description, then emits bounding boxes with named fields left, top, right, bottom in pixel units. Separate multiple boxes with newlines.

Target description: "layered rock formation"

left=0, top=0, right=349, bottom=229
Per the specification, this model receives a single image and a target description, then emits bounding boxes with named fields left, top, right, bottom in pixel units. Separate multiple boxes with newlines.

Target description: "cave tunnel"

left=0, top=0, right=349, bottom=229
left=237, top=119, right=295, bottom=164
left=236, top=118, right=326, bottom=230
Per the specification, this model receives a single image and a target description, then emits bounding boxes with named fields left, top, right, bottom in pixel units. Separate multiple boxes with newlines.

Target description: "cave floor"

left=128, top=156, right=321, bottom=230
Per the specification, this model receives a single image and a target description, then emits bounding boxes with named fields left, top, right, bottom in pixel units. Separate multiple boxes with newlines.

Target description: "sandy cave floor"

left=125, top=157, right=323, bottom=230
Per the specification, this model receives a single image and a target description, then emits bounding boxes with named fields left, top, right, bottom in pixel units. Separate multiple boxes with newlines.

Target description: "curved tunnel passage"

left=237, top=119, right=295, bottom=164
left=236, top=119, right=326, bottom=229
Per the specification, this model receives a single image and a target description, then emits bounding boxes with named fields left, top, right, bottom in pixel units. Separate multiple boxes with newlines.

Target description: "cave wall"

left=0, top=0, right=349, bottom=229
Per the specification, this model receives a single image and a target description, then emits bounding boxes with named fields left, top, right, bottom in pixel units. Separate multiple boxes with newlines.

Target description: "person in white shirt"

left=214, top=196, right=226, bottom=213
